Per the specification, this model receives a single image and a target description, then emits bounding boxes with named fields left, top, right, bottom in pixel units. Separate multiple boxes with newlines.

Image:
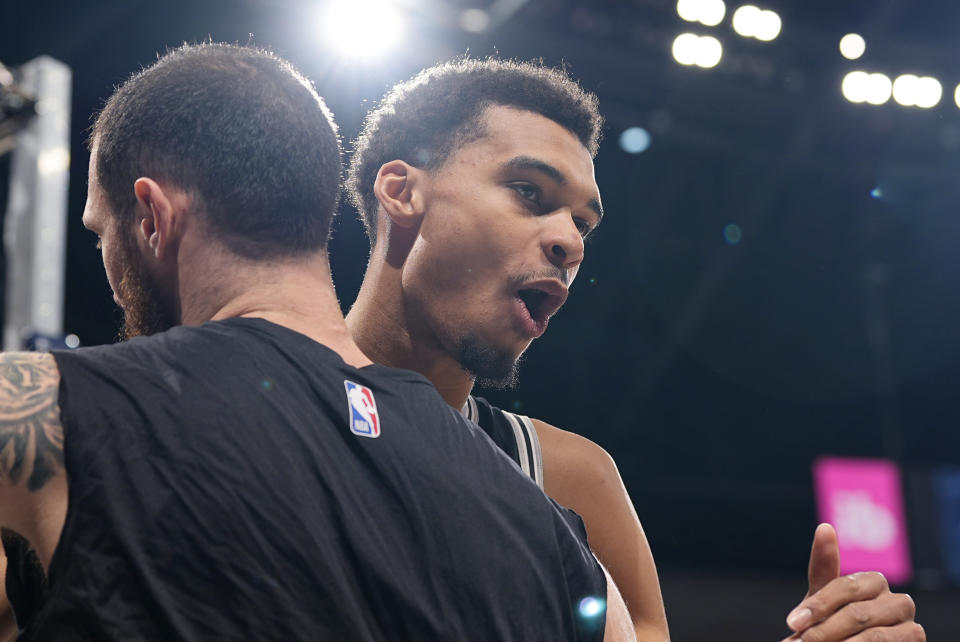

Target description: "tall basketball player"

left=345, top=57, right=924, bottom=642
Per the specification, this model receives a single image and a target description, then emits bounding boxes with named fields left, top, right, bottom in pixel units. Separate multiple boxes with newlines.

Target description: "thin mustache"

left=511, top=267, right=568, bottom=289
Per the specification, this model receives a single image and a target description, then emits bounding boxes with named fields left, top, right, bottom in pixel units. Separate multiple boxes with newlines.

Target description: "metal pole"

left=3, top=56, right=72, bottom=351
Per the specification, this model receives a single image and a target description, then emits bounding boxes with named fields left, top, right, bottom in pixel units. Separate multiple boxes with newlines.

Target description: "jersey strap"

left=462, top=396, right=544, bottom=489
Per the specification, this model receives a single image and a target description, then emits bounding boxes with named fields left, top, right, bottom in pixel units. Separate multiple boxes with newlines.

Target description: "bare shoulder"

left=529, top=418, right=621, bottom=490
left=0, top=352, right=64, bottom=511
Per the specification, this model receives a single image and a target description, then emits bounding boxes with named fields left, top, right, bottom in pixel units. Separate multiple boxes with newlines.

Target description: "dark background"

left=3, top=0, right=959, bottom=638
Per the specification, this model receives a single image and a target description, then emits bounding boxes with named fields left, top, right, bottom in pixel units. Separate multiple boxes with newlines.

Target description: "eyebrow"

left=502, top=155, right=604, bottom=221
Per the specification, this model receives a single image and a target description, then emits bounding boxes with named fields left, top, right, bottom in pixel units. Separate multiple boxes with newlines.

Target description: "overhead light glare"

left=842, top=71, right=891, bottom=105
left=676, top=0, right=726, bottom=27
left=893, top=74, right=919, bottom=106
left=864, top=73, right=892, bottom=105
left=671, top=33, right=723, bottom=68
left=891, top=75, right=942, bottom=108
left=732, top=5, right=781, bottom=41
left=839, top=33, right=866, bottom=60
left=322, top=0, right=406, bottom=60
left=619, top=127, right=652, bottom=154
left=459, top=8, right=491, bottom=33
left=842, top=71, right=869, bottom=103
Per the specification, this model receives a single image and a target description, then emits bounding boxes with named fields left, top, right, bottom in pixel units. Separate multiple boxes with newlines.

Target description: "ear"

left=373, top=160, right=425, bottom=229
left=133, top=177, right=179, bottom=261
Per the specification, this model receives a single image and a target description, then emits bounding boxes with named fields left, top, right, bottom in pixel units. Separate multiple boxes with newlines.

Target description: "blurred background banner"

left=3, top=0, right=960, bottom=638
left=935, top=470, right=960, bottom=585
left=813, top=457, right=911, bottom=584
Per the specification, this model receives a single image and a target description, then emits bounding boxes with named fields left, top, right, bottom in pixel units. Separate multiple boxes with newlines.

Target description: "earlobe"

left=373, top=160, right=423, bottom=229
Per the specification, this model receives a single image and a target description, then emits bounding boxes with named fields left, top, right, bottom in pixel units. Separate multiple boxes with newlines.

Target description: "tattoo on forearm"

left=0, top=355, right=62, bottom=491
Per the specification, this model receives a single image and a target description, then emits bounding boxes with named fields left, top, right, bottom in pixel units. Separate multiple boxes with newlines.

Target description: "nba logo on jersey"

left=344, top=380, right=381, bottom=438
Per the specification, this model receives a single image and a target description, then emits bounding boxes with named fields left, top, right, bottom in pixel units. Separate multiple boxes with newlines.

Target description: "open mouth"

left=517, top=289, right=551, bottom=323
left=513, top=280, right=568, bottom=337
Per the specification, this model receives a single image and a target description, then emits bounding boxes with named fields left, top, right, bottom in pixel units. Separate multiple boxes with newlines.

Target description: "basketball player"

left=0, top=44, right=636, bottom=641
left=345, top=58, right=925, bottom=642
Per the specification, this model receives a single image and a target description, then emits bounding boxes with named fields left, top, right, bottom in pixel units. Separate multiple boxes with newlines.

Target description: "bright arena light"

left=893, top=75, right=942, bottom=108
left=955, top=84, right=960, bottom=109
left=697, top=36, right=723, bottom=67
left=915, top=76, right=942, bottom=108
left=892, top=74, right=919, bottom=106
left=672, top=33, right=723, bottom=68
left=754, top=10, right=781, bottom=41
left=732, top=5, right=781, bottom=41
left=864, top=73, right=892, bottom=105
left=672, top=34, right=699, bottom=65
left=322, top=0, right=406, bottom=59
left=459, top=8, right=491, bottom=33
left=732, top=5, right=760, bottom=35
left=619, top=127, right=652, bottom=153
left=839, top=33, right=866, bottom=60
left=676, top=0, right=726, bottom=27
left=842, top=71, right=891, bottom=105
left=842, top=71, right=869, bottom=103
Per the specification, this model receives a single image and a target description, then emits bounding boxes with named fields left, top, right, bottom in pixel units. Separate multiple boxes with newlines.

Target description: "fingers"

left=781, top=620, right=925, bottom=642
left=782, top=592, right=919, bottom=641
left=788, top=571, right=889, bottom=631
left=806, top=523, right=841, bottom=597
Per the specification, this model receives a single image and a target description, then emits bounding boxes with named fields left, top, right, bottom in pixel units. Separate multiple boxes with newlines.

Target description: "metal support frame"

left=3, top=56, right=72, bottom=351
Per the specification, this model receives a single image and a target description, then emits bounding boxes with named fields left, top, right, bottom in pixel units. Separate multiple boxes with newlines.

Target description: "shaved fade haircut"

left=91, top=43, right=341, bottom=260
left=346, top=57, right=603, bottom=246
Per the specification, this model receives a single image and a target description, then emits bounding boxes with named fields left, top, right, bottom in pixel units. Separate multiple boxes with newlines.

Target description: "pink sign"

left=812, top=457, right=911, bottom=585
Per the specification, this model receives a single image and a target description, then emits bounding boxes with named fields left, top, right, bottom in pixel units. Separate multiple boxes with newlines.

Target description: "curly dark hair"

left=91, top=43, right=341, bottom=259
left=346, top=57, right=603, bottom=245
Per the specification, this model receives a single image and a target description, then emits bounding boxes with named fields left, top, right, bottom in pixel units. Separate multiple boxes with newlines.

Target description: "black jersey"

left=461, top=396, right=595, bottom=550
left=21, top=318, right=606, bottom=641
left=1, top=529, right=45, bottom=632
left=462, top=395, right=544, bottom=488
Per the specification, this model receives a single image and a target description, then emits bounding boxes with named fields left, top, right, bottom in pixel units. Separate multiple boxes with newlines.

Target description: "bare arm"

left=601, top=562, right=638, bottom=642
left=0, top=550, right=15, bottom=642
left=0, top=353, right=67, bottom=569
left=532, top=419, right=669, bottom=642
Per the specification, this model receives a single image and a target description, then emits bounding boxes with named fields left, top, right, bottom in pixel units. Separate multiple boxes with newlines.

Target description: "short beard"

left=456, top=333, right=522, bottom=390
left=115, top=226, right=176, bottom=340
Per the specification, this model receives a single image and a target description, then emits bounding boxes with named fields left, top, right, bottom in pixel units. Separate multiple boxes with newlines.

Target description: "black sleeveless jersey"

left=462, top=395, right=544, bottom=488
left=1, top=529, right=45, bottom=633
left=461, top=396, right=598, bottom=551
left=19, top=318, right=606, bottom=641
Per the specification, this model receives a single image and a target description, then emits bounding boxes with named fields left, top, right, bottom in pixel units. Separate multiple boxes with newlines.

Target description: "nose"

left=542, top=211, right=585, bottom=270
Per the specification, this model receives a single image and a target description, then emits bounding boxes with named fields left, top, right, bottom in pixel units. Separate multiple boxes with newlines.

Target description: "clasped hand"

left=781, top=524, right=924, bottom=642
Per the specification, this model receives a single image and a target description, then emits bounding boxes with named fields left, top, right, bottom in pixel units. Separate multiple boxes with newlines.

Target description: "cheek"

left=406, top=219, right=490, bottom=292
left=100, top=240, right=125, bottom=294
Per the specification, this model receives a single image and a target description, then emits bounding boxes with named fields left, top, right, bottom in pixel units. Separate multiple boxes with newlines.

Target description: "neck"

left=176, top=237, right=371, bottom=368
left=347, top=247, right=474, bottom=410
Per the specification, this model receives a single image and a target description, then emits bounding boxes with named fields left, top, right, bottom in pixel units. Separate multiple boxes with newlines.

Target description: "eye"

left=574, top=218, right=592, bottom=238
left=509, top=182, right=543, bottom=206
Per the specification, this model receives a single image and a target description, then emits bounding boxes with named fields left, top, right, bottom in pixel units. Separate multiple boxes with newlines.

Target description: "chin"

left=455, top=332, right=524, bottom=389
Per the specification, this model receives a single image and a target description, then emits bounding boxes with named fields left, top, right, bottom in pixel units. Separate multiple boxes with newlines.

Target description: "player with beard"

left=0, top=44, right=639, bottom=641
left=345, top=58, right=925, bottom=642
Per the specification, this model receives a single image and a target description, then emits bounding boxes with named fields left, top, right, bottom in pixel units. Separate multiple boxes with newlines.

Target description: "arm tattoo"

left=0, top=354, right=62, bottom=492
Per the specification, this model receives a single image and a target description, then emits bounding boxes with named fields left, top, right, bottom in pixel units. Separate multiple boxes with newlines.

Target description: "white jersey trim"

left=517, top=414, right=544, bottom=489
left=461, top=395, right=544, bottom=489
